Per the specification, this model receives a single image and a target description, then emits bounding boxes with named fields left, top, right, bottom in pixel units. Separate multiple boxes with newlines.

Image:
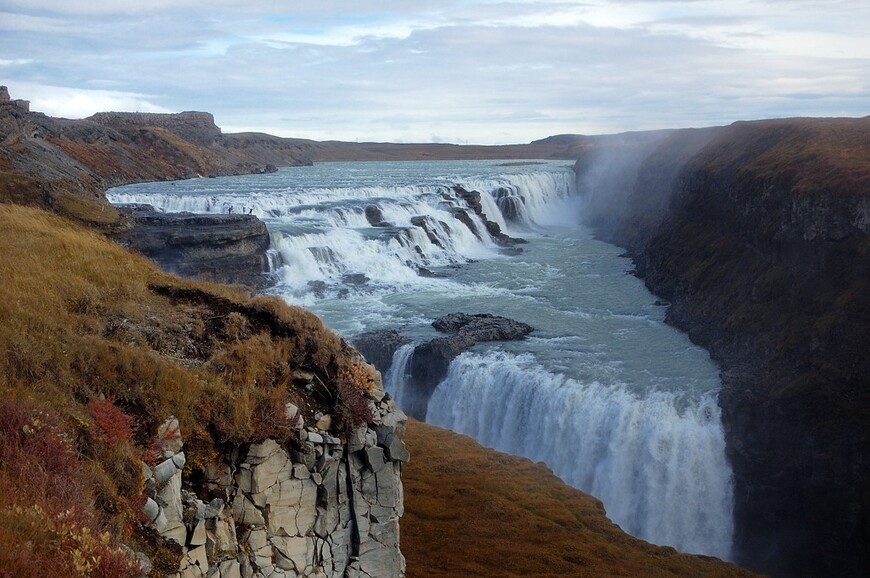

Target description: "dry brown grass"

left=691, top=117, right=870, bottom=195
left=402, top=420, right=761, bottom=578
left=0, top=203, right=372, bottom=573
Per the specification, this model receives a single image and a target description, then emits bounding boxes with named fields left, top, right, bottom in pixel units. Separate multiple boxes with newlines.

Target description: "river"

left=108, top=159, right=733, bottom=559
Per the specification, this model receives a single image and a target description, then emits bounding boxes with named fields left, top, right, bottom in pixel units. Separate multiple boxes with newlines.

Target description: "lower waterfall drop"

left=384, top=344, right=415, bottom=410
left=425, top=351, right=734, bottom=560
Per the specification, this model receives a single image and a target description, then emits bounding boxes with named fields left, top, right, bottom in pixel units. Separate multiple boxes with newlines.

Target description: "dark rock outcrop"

left=400, top=313, right=533, bottom=419
left=574, top=118, right=870, bottom=578
left=452, top=186, right=527, bottom=247
left=432, top=312, right=534, bottom=341
left=112, top=208, right=272, bottom=288
left=406, top=334, right=475, bottom=419
left=364, top=205, right=391, bottom=227
left=356, top=314, right=534, bottom=420
left=353, top=330, right=411, bottom=376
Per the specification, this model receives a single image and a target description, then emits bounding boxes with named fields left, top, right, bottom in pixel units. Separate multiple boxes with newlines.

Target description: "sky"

left=1, top=0, right=869, bottom=144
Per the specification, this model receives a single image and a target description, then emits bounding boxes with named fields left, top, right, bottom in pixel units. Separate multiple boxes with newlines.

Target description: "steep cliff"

left=0, top=89, right=314, bottom=228
left=575, top=118, right=870, bottom=577
left=111, top=207, right=273, bottom=289
left=0, top=204, right=404, bottom=577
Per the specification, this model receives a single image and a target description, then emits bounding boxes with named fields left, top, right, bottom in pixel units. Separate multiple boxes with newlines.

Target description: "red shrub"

left=88, top=398, right=134, bottom=446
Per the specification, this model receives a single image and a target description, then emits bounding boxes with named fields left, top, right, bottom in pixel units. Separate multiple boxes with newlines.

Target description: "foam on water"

left=421, top=350, right=733, bottom=559
left=108, top=160, right=734, bottom=559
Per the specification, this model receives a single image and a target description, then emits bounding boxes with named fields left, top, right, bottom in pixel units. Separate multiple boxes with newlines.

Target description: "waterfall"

left=107, top=168, right=577, bottom=303
left=425, top=350, right=734, bottom=560
left=108, top=161, right=735, bottom=561
left=384, top=344, right=415, bottom=410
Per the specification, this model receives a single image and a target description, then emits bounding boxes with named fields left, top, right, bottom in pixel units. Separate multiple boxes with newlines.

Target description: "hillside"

left=0, top=203, right=384, bottom=576
left=0, top=91, right=312, bottom=227
left=0, top=89, right=762, bottom=576
left=575, top=117, right=870, bottom=577
left=402, top=421, right=756, bottom=578
left=0, top=204, right=757, bottom=577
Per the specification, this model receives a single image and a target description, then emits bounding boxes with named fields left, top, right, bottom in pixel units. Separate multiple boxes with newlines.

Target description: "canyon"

left=574, top=119, right=870, bottom=576
left=3, top=85, right=867, bottom=576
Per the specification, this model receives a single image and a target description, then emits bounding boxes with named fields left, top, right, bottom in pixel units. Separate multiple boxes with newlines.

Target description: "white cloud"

left=0, top=1, right=868, bottom=143
left=5, top=82, right=171, bottom=118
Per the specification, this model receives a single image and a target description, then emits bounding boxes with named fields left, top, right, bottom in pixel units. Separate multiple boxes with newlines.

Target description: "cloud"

left=6, top=82, right=171, bottom=118
left=1, top=1, right=869, bottom=143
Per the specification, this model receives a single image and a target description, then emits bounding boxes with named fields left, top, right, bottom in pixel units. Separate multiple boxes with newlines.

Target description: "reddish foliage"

left=88, top=398, right=134, bottom=446
left=0, top=399, right=83, bottom=507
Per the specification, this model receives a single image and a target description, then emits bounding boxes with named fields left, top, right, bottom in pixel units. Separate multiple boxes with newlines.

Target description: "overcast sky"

left=2, top=1, right=869, bottom=144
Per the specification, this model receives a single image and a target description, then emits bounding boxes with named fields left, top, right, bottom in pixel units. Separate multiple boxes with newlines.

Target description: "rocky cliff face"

left=0, top=86, right=312, bottom=228
left=143, top=390, right=408, bottom=578
left=575, top=118, right=870, bottom=577
left=111, top=206, right=273, bottom=288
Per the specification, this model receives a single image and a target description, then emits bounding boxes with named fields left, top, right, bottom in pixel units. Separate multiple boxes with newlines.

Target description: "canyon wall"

left=144, top=391, right=408, bottom=578
left=575, top=118, right=870, bottom=577
left=111, top=206, right=274, bottom=288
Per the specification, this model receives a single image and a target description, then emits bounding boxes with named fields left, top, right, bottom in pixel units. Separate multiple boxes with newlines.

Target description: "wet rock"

left=406, top=334, right=474, bottom=419
left=452, top=186, right=527, bottom=247
left=410, top=216, right=445, bottom=249
left=365, top=205, right=392, bottom=227
left=342, top=273, right=370, bottom=286
left=353, top=329, right=411, bottom=375
left=415, top=266, right=443, bottom=278
left=402, top=313, right=533, bottom=419
left=432, top=312, right=533, bottom=341
left=308, top=280, right=328, bottom=298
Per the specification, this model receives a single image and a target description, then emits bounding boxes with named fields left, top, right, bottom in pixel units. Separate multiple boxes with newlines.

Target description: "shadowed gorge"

left=575, top=117, right=870, bottom=577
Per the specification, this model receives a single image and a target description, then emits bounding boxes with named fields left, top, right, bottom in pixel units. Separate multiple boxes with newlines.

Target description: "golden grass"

left=402, top=420, right=761, bottom=578
left=0, top=203, right=373, bottom=572
left=692, top=118, right=870, bottom=195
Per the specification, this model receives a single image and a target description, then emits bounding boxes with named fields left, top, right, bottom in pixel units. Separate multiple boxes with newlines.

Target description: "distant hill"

left=1, top=86, right=624, bottom=227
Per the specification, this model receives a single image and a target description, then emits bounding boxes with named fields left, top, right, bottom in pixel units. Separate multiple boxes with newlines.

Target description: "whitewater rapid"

left=424, top=351, right=733, bottom=557
left=108, top=160, right=734, bottom=559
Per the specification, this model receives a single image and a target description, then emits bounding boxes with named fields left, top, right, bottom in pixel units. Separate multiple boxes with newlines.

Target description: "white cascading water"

left=383, top=344, right=415, bottom=411
left=419, top=351, right=733, bottom=559
left=108, top=160, right=733, bottom=559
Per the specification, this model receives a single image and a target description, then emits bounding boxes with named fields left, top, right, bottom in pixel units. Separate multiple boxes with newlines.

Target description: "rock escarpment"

left=0, top=86, right=312, bottom=228
left=355, top=313, right=533, bottom=419
left=575, top=118, right=870, bottom=577
left=143, top=391, right=408, bottom=578
left=112, top=205, right=273, bottom=288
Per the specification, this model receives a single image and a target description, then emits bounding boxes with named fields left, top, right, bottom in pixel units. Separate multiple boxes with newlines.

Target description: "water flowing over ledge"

left=422, top=350, right=733, bottom=560
left=109, top=160, right=735, bottom=560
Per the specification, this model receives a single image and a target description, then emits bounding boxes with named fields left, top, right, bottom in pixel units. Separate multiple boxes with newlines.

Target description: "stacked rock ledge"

left=141, top=389, right=408, bottom=578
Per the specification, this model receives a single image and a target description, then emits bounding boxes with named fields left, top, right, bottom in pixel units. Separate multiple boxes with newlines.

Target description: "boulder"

left=403, top=313, right=533, bottom=419
left=432, top=312, right=533, bottom=341
left=365, top=205, right=391, bottom=227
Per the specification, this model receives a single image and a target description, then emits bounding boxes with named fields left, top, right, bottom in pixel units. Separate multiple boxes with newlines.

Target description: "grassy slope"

left=402, top=421, right=758, bottom=578
left=0, top=203, right=374, bottom=576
